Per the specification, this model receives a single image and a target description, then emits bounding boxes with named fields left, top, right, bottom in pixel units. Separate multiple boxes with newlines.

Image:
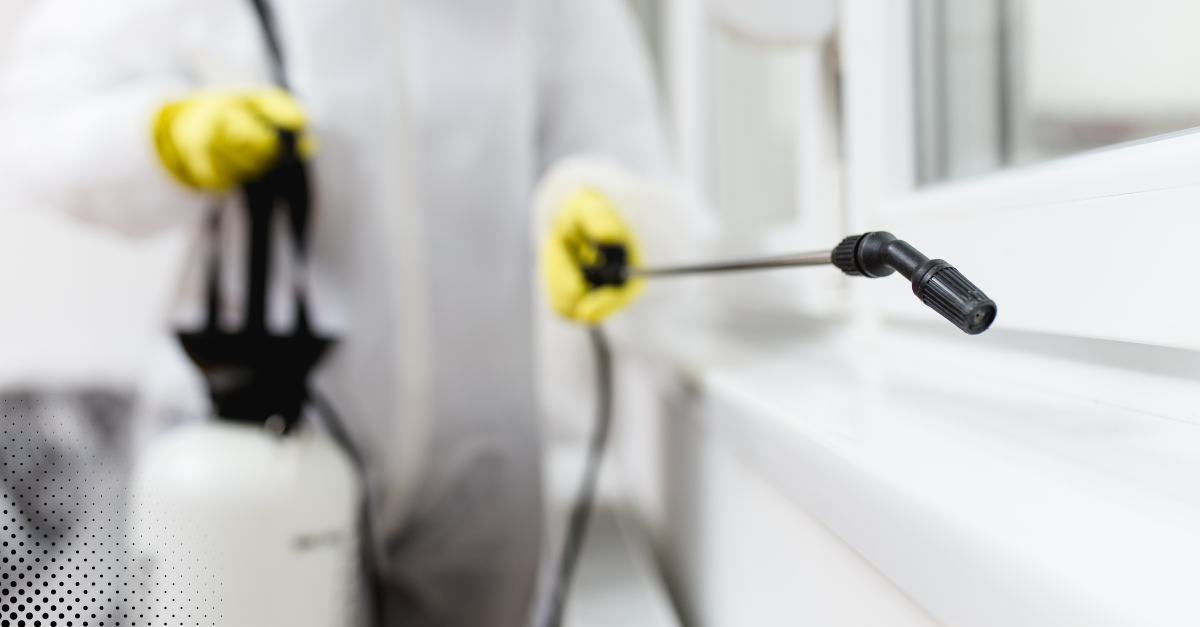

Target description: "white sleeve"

left=536, top=0, right=670, bottom=179
left=534, top=0, right=717, bottom=252
left=0, top=0, right=210, bottom=237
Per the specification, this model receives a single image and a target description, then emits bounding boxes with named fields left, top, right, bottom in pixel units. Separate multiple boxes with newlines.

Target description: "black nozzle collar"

left=833, top=232, right=901, bottom=278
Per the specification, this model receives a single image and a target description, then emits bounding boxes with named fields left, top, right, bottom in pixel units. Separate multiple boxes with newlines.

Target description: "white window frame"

left=842, top=0, right=1200, bottom=350
left=618, top=3, right=1200, bottom=626
left=658, top=0, right=847, bottom=315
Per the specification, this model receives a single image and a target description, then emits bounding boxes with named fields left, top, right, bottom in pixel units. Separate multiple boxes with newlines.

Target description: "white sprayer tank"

left=130, top=420, right=361, bottom=627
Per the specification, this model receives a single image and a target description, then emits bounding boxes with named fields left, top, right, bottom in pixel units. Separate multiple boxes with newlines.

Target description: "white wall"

left=0, top=0, right=37, bottom=68
left=0, top=0, right=189, bottom=388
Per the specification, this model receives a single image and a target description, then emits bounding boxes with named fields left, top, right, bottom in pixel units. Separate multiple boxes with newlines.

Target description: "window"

left=914, top=0, right=1200, bottom=183
left=612, top=2, right=1200, bottom=626
left=629, top=1, right=845, bottom=314
left=710, top=29, right=803, bottom=230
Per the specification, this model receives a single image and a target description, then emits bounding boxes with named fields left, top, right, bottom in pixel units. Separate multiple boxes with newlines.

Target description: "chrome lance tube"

left=629, top=249, right=834, bottom=277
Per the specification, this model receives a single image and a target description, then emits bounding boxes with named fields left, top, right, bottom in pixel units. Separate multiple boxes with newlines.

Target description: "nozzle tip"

left=913, top=261, right=996, bottom=334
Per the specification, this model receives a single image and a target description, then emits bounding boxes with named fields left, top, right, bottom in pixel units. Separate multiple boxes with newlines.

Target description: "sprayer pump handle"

left=582, top=245, right=629, bottom=287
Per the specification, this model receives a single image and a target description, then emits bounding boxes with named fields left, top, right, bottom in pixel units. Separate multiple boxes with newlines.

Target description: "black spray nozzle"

left=832, top=232, right=996, bottom=335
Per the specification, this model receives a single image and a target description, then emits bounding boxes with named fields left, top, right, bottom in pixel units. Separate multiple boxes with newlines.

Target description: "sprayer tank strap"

left=248, top=0, right=289, bottom=88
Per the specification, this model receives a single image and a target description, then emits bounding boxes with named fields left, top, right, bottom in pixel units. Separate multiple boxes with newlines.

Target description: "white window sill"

left=618, top=310, right=1200, bottom=627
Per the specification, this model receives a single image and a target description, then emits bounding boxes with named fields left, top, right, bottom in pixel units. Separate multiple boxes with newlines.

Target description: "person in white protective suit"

left=0, top=0, right=666, bottom=625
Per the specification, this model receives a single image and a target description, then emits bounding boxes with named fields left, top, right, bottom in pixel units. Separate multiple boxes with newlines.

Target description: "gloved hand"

left=541, top=188, right=644, bottom=324
left=152, top=87, right=314, bottom=191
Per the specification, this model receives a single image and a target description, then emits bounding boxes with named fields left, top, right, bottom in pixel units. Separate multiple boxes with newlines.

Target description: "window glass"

left=915, top=0, right=1200, bottom=183
left=626, top=0, right=666, bottom=84
left=711, top=28, right=802, bottom=229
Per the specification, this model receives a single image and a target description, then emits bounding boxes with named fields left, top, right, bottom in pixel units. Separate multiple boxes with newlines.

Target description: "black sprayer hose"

left=311, top=329, right=613, bottom=627
left=310, top=389, right=385, bottom=627
left=542, top=326, right=614, bottom=627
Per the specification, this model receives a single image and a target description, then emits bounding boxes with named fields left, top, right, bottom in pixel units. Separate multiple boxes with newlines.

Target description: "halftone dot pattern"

left=0, top=391, right=217, bottom=627
left=3, top=391, right=362, bottom=627
left=129, top=452, right=221, bottom=627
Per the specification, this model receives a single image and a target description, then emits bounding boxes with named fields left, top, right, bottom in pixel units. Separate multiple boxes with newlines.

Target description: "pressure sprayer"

left=539, top=233, right=996, bottom=627
left=130, top=1, right=365, bottom=626
left=128, top=131, right=361, bottom=627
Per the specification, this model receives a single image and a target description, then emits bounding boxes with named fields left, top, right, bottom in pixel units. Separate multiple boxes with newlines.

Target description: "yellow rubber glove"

left=542, top=188, right=644, bottom=325
left=152, top=87, right=315, bottom=191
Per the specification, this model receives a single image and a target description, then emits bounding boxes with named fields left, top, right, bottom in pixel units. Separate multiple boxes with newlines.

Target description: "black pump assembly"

left=177, top=133, right=334, bottom=431
left=583, top=231, right=997, bottom=335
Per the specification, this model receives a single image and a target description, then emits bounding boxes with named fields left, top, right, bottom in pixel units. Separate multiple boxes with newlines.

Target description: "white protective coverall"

left=0, top=0, right=667, bottom=624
